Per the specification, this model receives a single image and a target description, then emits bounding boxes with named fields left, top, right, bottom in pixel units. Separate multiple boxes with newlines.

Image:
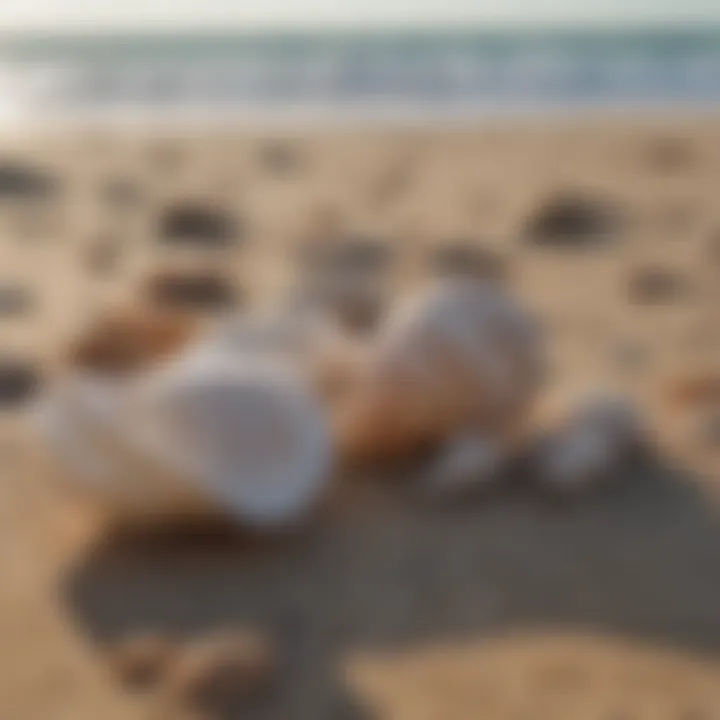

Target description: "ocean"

left=1, top=29, right=720, bottom=124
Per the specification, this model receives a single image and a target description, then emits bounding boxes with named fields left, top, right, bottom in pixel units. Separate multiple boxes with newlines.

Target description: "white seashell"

left=338, top=279, right=543, bottom=461
left=535, top=394, right=643, bottom=492
left=38, top=372, right=209, bottom=519
left=423, top=433, right=504, bottom=496
left=40, top=331, right=333, bottom=526
left=130, top=351, right=333, bottom=526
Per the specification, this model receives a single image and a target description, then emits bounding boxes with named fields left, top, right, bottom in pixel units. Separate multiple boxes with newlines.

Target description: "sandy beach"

left=1, top=115, right=720, bottom=718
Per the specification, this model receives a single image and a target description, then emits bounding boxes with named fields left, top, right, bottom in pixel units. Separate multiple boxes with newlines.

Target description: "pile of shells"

left=39, top=277, right=648, bottom=528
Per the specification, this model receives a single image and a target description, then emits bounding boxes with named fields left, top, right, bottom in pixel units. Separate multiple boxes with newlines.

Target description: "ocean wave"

left=1, top=30, right=720, bottom=122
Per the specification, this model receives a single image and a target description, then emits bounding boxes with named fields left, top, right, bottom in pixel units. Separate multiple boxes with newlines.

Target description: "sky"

left=1, top=0, right=720, bottom=32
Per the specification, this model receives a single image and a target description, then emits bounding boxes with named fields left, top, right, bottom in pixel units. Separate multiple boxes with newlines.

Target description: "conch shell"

left=40, top=307, right=333, bottom=526
left=337, top=280, right=543, bottom=462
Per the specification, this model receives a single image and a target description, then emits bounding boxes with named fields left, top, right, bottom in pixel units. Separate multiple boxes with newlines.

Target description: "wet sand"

left=0, top=115, right=719, bottom=719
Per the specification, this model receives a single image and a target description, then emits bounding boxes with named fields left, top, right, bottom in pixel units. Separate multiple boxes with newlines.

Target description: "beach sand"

left=0, top=115, right=719, bottom=718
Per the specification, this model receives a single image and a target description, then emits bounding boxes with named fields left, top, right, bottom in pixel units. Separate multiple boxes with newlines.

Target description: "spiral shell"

left=338, top=280, right=543, bottom=461
left=40, top=310, right=333, bottom=527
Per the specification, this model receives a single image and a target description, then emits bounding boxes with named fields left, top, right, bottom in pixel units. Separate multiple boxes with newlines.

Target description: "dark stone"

left=158, top=204, right=240, bottom=248
left=0, top=161, right=58, bottom=201
left=0, top=360, right=40, bottom=407
left=627, top=266, right=691, bottom=305
left=0, top=284, right=34, bottom=316
left=144, top=272, right=240, bottom=312
left=524, top=192, right=620, bottom=248
left=430, top=241, right=508, bottom=282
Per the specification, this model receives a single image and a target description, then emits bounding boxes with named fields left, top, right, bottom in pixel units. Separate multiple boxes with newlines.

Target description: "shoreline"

left=4, top=104, right=720, bottom=137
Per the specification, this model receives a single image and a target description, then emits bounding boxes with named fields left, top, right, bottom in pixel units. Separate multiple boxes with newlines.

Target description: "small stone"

left=0, top=360, right=40, bottom=407
left=0, top=160, right=58, bottom=201
left=158, top=203, right=241, bottom=248
left=108, top=633, right=177, bottom=691
left=0, top=283, right=34, bottom=317
left=144, top=272, right=240, bottom=313
left=167, top=630, right=276, bottom=715
left=627, top=266, right=691, bottom=305
left=525, top=192, right=621, bottom=248
left=423, top=434, right=504, bottom=497
left=535, top=394, right=644, bottom=493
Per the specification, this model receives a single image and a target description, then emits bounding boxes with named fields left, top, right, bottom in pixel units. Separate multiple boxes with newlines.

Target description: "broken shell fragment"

left=423, top=433, right=505, bottom=496
left=535, top=394, right=645, bottom=493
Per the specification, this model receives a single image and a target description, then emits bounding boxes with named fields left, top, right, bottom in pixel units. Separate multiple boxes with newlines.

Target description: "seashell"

left=130, top=351, right=333, bottom=526
left=423, top=433, right=505, bottom=496
left=65, top=306, right=199, bottom=376
left=337, top=279, right=543, bottom=462
left=38, top=371, right=215, bottom=520
left=40, top=311, right=333, bottom=527
left=534, top=394, right=644, bottom=493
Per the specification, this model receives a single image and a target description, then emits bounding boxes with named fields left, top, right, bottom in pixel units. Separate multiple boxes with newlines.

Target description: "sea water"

left=0, top=28, right=719, bottom=124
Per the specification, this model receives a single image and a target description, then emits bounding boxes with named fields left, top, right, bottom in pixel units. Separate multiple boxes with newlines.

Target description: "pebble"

left=144, top=272, right=241, bottom=313
left=0, top=283, right=34, bottom=317
left=535, top=394, right=644, bottom=493
left=525, top=192, right=620, bottom=248
left=0, top=359, right=40, bottom=408
left=627, top=266, right=690, bottom=305
left=159, top=203, right=241, bottom=248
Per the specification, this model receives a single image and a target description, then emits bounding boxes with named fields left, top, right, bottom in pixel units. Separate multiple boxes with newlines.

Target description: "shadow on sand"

left=62, top=457, right=720, bottom=718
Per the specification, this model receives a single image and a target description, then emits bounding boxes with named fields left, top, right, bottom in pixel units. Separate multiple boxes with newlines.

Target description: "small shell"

left=338, top=280, right=543, bottom=461
left=535, top=394, right=644, bottom=493
left=423, top=433, right=505, bottom=496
